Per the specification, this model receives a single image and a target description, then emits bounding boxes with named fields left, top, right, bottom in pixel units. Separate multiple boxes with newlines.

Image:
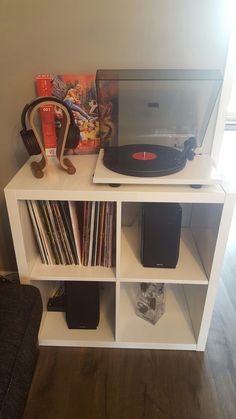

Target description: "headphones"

left=20, top=96, right=80, bottom=155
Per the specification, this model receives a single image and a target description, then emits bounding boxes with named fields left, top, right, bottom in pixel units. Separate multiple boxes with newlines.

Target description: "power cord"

left=47, top=284, right=65, bottom=312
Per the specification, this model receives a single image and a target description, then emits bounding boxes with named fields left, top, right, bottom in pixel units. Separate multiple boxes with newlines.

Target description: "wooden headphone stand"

left=29, top=101, right=77, bottom=178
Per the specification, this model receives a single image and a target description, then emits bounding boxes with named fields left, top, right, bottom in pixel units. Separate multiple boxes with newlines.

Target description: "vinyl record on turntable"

left=103, top=144, right=188, bottom=177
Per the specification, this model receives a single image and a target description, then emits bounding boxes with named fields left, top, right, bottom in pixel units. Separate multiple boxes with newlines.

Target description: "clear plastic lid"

left=96, top=69, right=222, bottom=149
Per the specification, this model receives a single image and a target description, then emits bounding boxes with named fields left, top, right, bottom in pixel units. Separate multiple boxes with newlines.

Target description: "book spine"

left=92, top=201, right=99, bottom=266
left=51, top=201, right=73, bottom=265
left=68, top=201, right=82, bottom=265
left=35, top=74, right=57, bottom=156
left=81, top=201, right=87, bottom=265
left=31, top=200, right=54, bottom=264
left=84, top=202, right=92, bottom=266
left=108, top=202, right=113, bottom=268
left=98, top=202, right=105, bottom=266
left=45, top=200, right=66, bottom=265
left=59, top=201, right=79, bottom=265
left=88, top=201, right=95, bottom=266
left=103, top=202, right=110, bottom=267
left=27, top=200, right=47, bottom=264
left=112, top=203, right=116, bottom=267
left=38, top=200, right=60, bottom=264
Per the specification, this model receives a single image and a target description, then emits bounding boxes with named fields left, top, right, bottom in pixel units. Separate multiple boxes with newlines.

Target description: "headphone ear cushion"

left=66, top=125, right=80, bottom=149
left=20, top=129, right=41, bottom=155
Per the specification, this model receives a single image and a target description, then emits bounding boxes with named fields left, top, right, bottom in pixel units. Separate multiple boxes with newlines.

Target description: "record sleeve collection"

left=27, top=200, right=116, bottom=268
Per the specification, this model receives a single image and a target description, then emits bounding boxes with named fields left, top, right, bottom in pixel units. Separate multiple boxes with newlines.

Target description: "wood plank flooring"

left=23, top=213, right=236, bottom=419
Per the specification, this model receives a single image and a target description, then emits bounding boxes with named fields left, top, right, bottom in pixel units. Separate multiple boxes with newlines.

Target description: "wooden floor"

left=23, top=210, right=236, bottom=419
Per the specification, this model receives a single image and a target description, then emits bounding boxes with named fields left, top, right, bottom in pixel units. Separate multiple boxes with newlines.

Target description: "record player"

left=93, top=69, right=223, bottom=186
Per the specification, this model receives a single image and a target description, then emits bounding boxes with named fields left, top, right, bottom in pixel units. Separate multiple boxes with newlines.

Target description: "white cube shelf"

left=4, top=155, right=235, bottom=351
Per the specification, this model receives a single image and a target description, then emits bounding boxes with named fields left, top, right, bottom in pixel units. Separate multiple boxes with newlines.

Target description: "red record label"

left=132, top=151, right=157, bottom=161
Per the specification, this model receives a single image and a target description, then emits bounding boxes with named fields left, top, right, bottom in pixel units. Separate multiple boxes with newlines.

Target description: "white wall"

left=0, top=0, right=230, bottom=269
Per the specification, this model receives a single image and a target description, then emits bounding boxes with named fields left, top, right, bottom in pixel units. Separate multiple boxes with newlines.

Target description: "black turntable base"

left=103, top=143, right=192, bottom=177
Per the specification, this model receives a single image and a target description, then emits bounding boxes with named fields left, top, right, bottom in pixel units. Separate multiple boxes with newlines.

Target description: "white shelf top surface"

left=5, top=154, right=225, bottom=203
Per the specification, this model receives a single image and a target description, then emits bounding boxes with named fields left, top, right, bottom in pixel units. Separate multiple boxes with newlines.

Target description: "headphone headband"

left=21, top=96, right=75, bottom=129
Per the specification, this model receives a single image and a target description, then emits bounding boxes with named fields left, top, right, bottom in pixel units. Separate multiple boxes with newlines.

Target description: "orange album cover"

left=35, top=74, right=100, bottom=156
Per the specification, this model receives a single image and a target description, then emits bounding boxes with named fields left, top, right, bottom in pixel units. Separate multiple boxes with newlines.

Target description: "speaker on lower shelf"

left=141, top=203, right=182, bottom=268
left=65, top=281, right=100, bottom=329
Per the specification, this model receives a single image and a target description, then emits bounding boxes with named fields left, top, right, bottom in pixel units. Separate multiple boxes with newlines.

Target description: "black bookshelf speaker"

left=141, top=203, right=182, bottom=268
left=65, top=281, right=100, bottom=329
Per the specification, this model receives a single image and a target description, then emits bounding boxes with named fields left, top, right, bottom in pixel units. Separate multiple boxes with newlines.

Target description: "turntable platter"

left=103, top=144, right=186, bottom=177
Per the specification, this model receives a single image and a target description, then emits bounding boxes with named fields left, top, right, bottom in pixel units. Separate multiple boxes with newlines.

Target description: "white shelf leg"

left=197, top=192, right=236, bottom=350
left=4, top=192, right=30, bottom=283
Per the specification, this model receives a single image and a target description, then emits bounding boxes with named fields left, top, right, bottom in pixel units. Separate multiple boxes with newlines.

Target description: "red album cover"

left=35, top=74, right=100, bottom=156
left=96, top=78, right=118, bottom=148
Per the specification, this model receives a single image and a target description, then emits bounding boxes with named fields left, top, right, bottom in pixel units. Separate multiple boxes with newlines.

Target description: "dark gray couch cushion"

left=0, top=283, right=42, bottom=419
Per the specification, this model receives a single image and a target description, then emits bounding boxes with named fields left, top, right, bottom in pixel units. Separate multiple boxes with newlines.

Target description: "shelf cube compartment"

left=35, top=281, right=116, bottom=347
left=119, top=202, right=223, bottom=285
left=117, top=282, right=207, bottom=350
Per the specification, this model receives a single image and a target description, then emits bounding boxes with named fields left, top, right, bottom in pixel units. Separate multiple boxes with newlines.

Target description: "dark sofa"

left=0, top=282, right=42, bottom=419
